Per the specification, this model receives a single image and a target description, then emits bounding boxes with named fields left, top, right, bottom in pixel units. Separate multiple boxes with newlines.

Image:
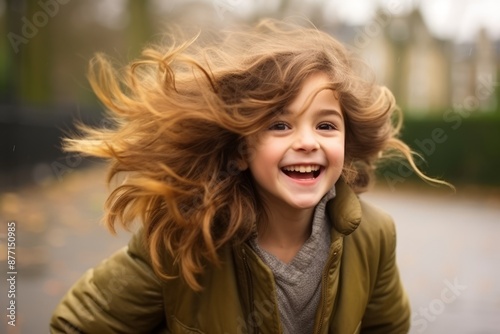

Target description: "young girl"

left=50, top=19, right=445, bottom=333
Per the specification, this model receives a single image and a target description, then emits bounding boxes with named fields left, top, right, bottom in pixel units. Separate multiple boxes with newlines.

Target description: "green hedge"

left=376, top=111, right=500, bottom=187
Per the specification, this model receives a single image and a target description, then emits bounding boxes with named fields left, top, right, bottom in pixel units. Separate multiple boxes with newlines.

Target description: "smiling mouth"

left=281, top=165, right=322, bottom=180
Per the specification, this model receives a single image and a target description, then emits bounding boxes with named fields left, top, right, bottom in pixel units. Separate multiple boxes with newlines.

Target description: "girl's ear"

left=237, top=158, right=249, bottom=171
left=235, top=138, right=254, bottom=171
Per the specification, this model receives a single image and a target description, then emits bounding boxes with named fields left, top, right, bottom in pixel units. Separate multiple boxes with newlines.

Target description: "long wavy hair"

left=64, top=19, right=448, bottom=290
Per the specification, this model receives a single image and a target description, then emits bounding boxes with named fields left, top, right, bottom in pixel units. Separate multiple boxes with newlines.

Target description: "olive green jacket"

left=50, top=181, right=411, bottom=333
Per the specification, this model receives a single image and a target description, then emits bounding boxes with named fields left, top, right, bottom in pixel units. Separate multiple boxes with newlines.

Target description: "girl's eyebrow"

left=280, top=108, right=343, bottom=120
left=317, top=108, right=343, bottom=120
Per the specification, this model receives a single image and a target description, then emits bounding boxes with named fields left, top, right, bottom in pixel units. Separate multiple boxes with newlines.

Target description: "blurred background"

left=0, top=0, right=499, bottom=333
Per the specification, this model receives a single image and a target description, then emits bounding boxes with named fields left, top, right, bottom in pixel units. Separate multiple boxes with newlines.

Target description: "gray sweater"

left=250, top=187, right=335, bottom=334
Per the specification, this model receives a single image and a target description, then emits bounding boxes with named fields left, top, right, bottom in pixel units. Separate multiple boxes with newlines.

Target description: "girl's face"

left=246, top=72, right=345, bottom=212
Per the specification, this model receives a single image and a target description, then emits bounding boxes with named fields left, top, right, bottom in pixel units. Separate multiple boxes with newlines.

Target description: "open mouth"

left=281, top=165, right=322, bottom=180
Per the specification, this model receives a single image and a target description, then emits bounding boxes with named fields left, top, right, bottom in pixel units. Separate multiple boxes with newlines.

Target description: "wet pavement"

left=1, top=165, right=499, bottom=333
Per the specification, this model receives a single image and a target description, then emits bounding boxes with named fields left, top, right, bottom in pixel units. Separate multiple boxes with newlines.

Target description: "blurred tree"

left=4, top=0, right=52, bottom=105
left=0, top=1, right=8, bottom=103
left=19, top=0, right=52, bottom=105
left=3, top=0, right=22, bottom=105
left=127, top=0, right=153, bottom=59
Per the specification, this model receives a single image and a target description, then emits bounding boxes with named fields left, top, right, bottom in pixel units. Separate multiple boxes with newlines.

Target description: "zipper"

left=313, top=248, right=338, bottom=334
left=314, top=266, right=329, bottom=334
left=241, top=247, right=257, bottom=334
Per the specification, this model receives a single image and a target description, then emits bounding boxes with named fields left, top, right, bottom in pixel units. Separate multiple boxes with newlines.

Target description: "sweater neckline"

left=250, top=187, right=335, bottom=284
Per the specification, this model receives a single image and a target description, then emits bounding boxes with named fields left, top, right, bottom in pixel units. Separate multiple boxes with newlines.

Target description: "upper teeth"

left=282, top=165, right=320, bottom=173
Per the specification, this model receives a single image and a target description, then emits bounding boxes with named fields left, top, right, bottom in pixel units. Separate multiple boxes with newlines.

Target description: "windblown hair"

left=64, top=19, right=447, bottom=290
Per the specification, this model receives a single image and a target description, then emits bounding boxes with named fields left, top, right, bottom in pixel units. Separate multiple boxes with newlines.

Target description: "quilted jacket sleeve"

left=50, top=230, right=166, bottom=333
left=360, top=205, right=411, bottom=333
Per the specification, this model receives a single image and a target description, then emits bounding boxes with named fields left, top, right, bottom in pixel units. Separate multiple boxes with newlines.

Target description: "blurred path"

left=1, top=166, right=499, bottom=333
left=1, top=165, right=131, bottom=334
left=362, top=187, right=500, bottom=334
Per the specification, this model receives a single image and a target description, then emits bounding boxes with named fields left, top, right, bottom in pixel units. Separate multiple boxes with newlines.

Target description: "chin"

left=288, top=199, right=322, bottom=210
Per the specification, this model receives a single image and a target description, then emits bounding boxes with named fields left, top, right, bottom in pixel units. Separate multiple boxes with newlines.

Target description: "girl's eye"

left=317, top=122, right=336, bottom=130
left=269, top=122, right=290, bottom=131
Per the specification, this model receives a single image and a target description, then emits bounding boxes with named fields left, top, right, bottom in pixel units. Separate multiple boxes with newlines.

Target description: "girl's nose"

left=292, top=128, right=319, bottom=152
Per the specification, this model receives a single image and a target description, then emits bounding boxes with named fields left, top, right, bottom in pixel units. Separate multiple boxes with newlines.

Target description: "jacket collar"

left=326, top=179, right=362, bottom=236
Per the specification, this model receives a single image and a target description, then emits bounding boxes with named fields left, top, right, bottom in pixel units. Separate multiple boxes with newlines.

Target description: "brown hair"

left=64, top=19, right=449, bottom=290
